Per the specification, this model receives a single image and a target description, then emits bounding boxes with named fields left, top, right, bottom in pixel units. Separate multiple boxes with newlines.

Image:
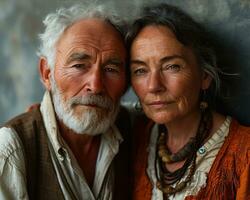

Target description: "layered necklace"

left=155, top=109, right=212, bottom=199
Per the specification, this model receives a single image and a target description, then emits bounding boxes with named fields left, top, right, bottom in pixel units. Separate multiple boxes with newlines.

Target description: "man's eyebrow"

left=66, top=52, right=90, bottom=64
left=103, top=58, right=124, bottom=67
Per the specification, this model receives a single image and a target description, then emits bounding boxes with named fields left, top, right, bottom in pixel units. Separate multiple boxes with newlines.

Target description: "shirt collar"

left=40, top=91, right=63, bottom=158
left=102, top=124, right=123, bottom=155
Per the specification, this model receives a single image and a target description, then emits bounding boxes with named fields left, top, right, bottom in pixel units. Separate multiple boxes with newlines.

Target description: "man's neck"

left=58, top=120, right=97, bottom=145
left=58, top=120, right=101, bottom=188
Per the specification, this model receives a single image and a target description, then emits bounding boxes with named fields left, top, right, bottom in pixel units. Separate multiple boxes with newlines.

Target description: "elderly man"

left=0, top=4, right=130, bottom=200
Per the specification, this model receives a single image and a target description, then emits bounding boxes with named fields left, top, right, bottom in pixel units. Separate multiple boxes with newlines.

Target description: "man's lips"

left=85, top=104, right=99, bottom=108
left=74, top=103, right=100, bottom=108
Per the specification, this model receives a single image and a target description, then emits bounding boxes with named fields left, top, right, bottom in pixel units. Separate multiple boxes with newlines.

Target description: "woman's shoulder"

left=229, top=119, right=250, bottom=142
left=224, top=119, right=250, bottom=163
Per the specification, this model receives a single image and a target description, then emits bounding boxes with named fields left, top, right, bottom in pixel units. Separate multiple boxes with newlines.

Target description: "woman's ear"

left=201, top=71, right=212, bottom=90
left=39, top=57, right=52, bottom=91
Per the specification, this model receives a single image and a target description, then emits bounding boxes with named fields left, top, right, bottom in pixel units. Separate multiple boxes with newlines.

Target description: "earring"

left=200, top=90, right=208, bottom=111
left=134, top=100, right=143, bottom=112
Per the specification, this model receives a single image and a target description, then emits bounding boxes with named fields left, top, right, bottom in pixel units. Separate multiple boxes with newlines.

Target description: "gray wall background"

left=1, top=0, right=250, bottom=125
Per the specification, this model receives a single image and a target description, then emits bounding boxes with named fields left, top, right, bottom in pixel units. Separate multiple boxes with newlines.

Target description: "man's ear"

left=39, top=57, right=52, bottom=91
left=201, top=71, right=213, bottom=90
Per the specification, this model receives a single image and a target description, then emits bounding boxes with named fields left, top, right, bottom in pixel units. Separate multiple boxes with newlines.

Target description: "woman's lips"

left=147, top=101, right=174, bottom=108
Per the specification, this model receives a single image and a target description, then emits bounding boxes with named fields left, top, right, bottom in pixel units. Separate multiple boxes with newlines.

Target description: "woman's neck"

left=164, top=110, right=201, bottom=153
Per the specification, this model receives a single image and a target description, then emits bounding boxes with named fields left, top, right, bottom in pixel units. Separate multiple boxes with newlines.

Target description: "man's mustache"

left=68, top=95, right=115, bottom=110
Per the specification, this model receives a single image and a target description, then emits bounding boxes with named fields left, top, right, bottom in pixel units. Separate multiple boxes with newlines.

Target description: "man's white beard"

left=50, top=75, right=120, bottom=135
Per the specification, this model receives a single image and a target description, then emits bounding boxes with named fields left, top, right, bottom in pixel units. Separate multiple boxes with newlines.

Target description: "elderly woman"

left=126, top=3, right=250, bottom=200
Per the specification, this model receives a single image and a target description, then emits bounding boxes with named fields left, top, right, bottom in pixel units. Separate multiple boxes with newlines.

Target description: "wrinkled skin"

left=130, top=25, right=211, bottom=126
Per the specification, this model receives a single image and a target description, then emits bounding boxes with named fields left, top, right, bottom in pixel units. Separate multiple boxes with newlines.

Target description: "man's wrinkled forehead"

left=57, top=18, right=126, bottom=57
left=64, top=50, right=125, bottom=68
left=62, top=18, right=124, bottom=47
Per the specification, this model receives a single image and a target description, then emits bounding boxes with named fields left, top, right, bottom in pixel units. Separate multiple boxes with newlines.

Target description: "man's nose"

left=85, top=66, right=104, bottom=94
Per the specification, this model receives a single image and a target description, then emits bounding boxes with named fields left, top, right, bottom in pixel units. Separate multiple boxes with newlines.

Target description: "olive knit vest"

left=5, top=107, right=64, bottom=199
left=4, top=106, right=131, bottom=200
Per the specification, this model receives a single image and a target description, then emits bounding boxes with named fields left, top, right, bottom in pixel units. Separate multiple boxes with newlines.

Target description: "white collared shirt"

left=0, top=91, right=123, bottom=200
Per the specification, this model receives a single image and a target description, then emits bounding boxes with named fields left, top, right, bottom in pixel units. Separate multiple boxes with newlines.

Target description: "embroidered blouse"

left=131, top=116, right=250, bottom=200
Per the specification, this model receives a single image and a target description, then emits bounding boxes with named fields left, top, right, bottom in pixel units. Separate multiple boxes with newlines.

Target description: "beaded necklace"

left=155, top=109, right=212, bottom=199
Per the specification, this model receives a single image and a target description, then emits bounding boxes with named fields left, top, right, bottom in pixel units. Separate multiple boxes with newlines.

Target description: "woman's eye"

left=163, top=64, right=181, bottom=72
left=132, top=68, right=147, bottom=76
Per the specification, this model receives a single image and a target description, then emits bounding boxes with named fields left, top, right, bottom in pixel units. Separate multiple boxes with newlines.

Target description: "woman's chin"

left=146, top=111, right=177, bottom=125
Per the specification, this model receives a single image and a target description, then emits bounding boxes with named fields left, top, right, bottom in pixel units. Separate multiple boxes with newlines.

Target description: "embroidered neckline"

left=147, top=116, right=232, bottom=199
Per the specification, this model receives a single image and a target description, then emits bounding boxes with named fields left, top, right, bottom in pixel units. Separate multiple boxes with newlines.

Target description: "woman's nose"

left=148, top=71, right=165, bottom=93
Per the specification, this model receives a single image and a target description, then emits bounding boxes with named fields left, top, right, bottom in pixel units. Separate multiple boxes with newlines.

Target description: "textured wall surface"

left=1, top=0, right=250, bottom=125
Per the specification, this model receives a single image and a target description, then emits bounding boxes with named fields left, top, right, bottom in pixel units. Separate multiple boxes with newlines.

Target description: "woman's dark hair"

left=126, top=3, right=221, bottom=106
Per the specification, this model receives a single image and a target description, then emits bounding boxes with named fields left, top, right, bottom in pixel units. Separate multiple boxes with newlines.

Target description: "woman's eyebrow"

left=130, top=59, right=146, bottom=66
left=159, top=55, right=184, bottom=63
left=130, top=55, right=184, bottom=66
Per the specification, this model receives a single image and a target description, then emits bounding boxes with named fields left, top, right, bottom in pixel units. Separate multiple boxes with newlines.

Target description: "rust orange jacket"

left=131, top=118, right=250, bottom=200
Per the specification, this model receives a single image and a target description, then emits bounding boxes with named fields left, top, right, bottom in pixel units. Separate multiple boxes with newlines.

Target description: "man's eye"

left=72, top=64, right=86, bottom=69
left=72, top=63, right=92, bottom=70
left=104, top=65, right=120, bottom=73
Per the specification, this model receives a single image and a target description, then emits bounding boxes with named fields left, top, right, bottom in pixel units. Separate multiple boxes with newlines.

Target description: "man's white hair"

left=37, top=3, right=126, bottom=68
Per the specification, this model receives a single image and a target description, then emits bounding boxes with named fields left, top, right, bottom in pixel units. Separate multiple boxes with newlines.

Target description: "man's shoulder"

left=0, top=126, right=23, bottom=158
left=0, top=110, right=38, bottom=154
left=0, top=126, right=27, bottom=200
left=4, top=107, right=42, bottom=128
left=0, top=108, right=42, bottom=158
left=1, top=106, right=45, bottom=153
